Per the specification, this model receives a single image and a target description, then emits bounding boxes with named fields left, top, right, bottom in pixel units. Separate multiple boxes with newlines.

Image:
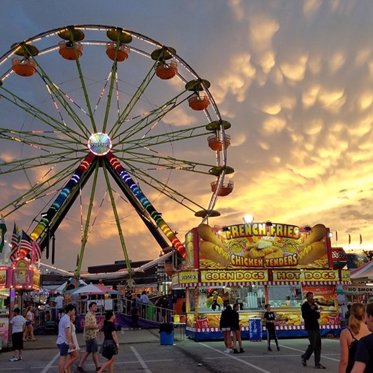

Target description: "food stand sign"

left=12, top=259, right=32, bottom=288
left=201, top=269, right=268, bottom=283
left=193, top=223, right=331, bottom=270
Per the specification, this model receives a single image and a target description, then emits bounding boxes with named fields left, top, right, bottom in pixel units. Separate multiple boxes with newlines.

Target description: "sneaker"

left=315, top=364, right=326, bottom=369
left=9, top=357, right=20, bottom=362
left=301, top=356, right=307, bottom=367
left=239, top=348, right=245, bottom=353
left=233, top=349, right=239, bottom=354
left=224, top=348, right=232, bottom=353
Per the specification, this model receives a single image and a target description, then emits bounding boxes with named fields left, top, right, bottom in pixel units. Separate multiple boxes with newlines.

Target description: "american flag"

left=19, top=230, right=33, bottom=258
left=32, top=240, right=42, bottom=262
left=10, top=223, right=20, bottom=261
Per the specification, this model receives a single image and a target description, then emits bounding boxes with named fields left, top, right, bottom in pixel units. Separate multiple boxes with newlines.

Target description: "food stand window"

left=268, top=285, right=302, bottom=308
left=239, top=284, right=265, bottom=310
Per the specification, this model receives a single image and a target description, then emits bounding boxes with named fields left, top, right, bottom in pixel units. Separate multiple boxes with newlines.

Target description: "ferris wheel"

left=0, top=24, right=234, bottom=274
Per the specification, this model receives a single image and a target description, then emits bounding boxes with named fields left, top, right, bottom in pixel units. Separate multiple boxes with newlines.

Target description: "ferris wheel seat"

left=188, top=93, right=210, bottom=110
left=106, top=42, right=129, bottom=62
left=58, top=41, right=83, bottom=60
left=211, top=180, right=234, bottom=196
left=12, top=58, right=36, bottom=77
left=208, top=134, right=231, bottom=151
left=155, top=61, right=178, bottom=79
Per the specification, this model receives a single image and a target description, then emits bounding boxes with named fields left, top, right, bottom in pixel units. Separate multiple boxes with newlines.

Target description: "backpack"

left=346, top=328, right=359, bottom=373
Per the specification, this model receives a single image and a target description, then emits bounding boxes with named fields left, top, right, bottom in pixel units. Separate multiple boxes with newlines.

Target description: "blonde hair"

left=348, top=303, right=365, bottom=335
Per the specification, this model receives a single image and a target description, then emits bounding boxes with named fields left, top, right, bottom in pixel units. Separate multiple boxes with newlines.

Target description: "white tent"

left=54, top=278, right=87, bottom=293
left=72, top=283, right=116, bottom=295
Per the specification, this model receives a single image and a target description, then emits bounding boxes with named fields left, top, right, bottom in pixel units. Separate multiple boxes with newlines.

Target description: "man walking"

left=301, top=292, right=326, bottom=369
left=78, top=302, right=101, bottom=372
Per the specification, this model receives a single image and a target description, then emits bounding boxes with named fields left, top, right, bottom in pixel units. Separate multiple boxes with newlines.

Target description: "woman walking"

left=339, top=303, right=370, bottom=373
left=220, top=304, right=234, bottom=353
left=232, top=303, right=244, bottom=353
left=64, top=313, right=80, bottom=373
left=98, top=311, right=120, bottom=373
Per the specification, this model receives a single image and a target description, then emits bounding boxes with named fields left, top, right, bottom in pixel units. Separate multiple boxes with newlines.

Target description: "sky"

left=1, top=0, right=373, bottom=273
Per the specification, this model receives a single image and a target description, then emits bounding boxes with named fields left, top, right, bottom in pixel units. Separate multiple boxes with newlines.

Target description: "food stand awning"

left=350, top=261, right=373, bottom=280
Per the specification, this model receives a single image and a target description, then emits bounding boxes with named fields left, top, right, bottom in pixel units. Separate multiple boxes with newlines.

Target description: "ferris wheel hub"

left=88, top=132, right=112, bottom=156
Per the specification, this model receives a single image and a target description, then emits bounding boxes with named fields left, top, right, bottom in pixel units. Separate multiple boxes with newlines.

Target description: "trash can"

left=249, top=318, right=262, bottom=342
left=160, top=323, right=174, bottom=345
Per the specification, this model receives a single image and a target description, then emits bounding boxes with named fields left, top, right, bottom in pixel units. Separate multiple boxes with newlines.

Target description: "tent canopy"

left=72, top=283, right=118, bottom=295
left=350, top=261, right=373, bottom=280
left=54, top=277, right=87, bottom=293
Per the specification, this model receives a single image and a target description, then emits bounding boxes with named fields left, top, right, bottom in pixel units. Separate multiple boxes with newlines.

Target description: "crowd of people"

left=7, top=292, right=373, bottom=373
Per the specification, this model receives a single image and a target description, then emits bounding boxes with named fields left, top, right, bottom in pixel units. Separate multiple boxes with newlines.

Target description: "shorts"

left=12, top=332, right=23, bottom=350
left=57, top=343, right=69, bottom=356
left=25, top=320, right=32, bottom=326
left=221, top=327, right=231, bottom=332
left=85, top=338, right=98, bottom=353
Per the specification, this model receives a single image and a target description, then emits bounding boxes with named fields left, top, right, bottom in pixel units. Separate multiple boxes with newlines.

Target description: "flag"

left=10, top=223, right=20, bottom=261
left=348, top=234, right=351, bottom=245
left=32, top=240, right=41, bottom=262
left=0, top=217, right=6, bottom=253
left=19, top=230, right=33, bottom=259
left=360, top=234, right=363, bottom=245
left=335, top=231, right=338, bottom=241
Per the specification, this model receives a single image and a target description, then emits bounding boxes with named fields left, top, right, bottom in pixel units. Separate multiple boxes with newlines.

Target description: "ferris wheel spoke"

left=35, top=69, right=92, bottom=137
left=119, top=152, right=213, bottom=174
left=0, top=151, right=82, bottom=174
left=0, top=160, right=80, bottom=217
left=102, top=164, right=132, bottom=273
left=109, top=62, right=157, bottom=139
left=113, top=93, right=185, bottom=143
left=31, top=57, right=92, bottom=137
left=0, top=87, right=85, bottom=143
left=75, top=161, right=99, bottom=276
left=74, top=58, right=97, bottom=133
left=127, top=165, right=206, bottom=213
left=0, top=128, right=84, bottom=153
left=102, top=60, right=119, bottom=133
left=115, top=123, right=208, bottom=151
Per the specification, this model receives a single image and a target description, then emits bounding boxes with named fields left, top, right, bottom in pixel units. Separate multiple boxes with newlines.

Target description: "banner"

left=194, top=223, right=331, bottom=270
left=200, top=269, right=268, bottom=283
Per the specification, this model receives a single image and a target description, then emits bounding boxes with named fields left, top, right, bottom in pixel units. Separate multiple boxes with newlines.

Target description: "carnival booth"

left=171, top=222, right=349, bottom=341
left=0, top=226, right=41, bottom=348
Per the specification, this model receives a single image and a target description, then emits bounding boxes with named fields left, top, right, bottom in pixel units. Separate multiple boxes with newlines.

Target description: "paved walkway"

left=5, top=328, right=161, bottom=352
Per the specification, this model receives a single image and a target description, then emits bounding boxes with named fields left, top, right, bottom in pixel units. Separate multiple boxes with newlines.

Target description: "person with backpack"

left=339, top=303, right=370, bottom=373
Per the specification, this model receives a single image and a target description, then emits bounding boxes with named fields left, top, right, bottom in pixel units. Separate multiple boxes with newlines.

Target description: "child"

left=263, top=304, right=279, bottom=351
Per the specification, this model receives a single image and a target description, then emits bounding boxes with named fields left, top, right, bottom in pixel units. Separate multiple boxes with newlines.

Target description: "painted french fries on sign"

left=192, top=222, right=330, bottom=269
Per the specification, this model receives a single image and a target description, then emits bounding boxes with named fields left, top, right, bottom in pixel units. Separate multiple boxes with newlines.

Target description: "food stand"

left=171, top=222, right=349, bottom=340
left=0, top=225, right=41, bottom=349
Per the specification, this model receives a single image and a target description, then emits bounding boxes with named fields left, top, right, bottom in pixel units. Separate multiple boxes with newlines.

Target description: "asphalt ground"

left=0, top=329, right=341, bottom=373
